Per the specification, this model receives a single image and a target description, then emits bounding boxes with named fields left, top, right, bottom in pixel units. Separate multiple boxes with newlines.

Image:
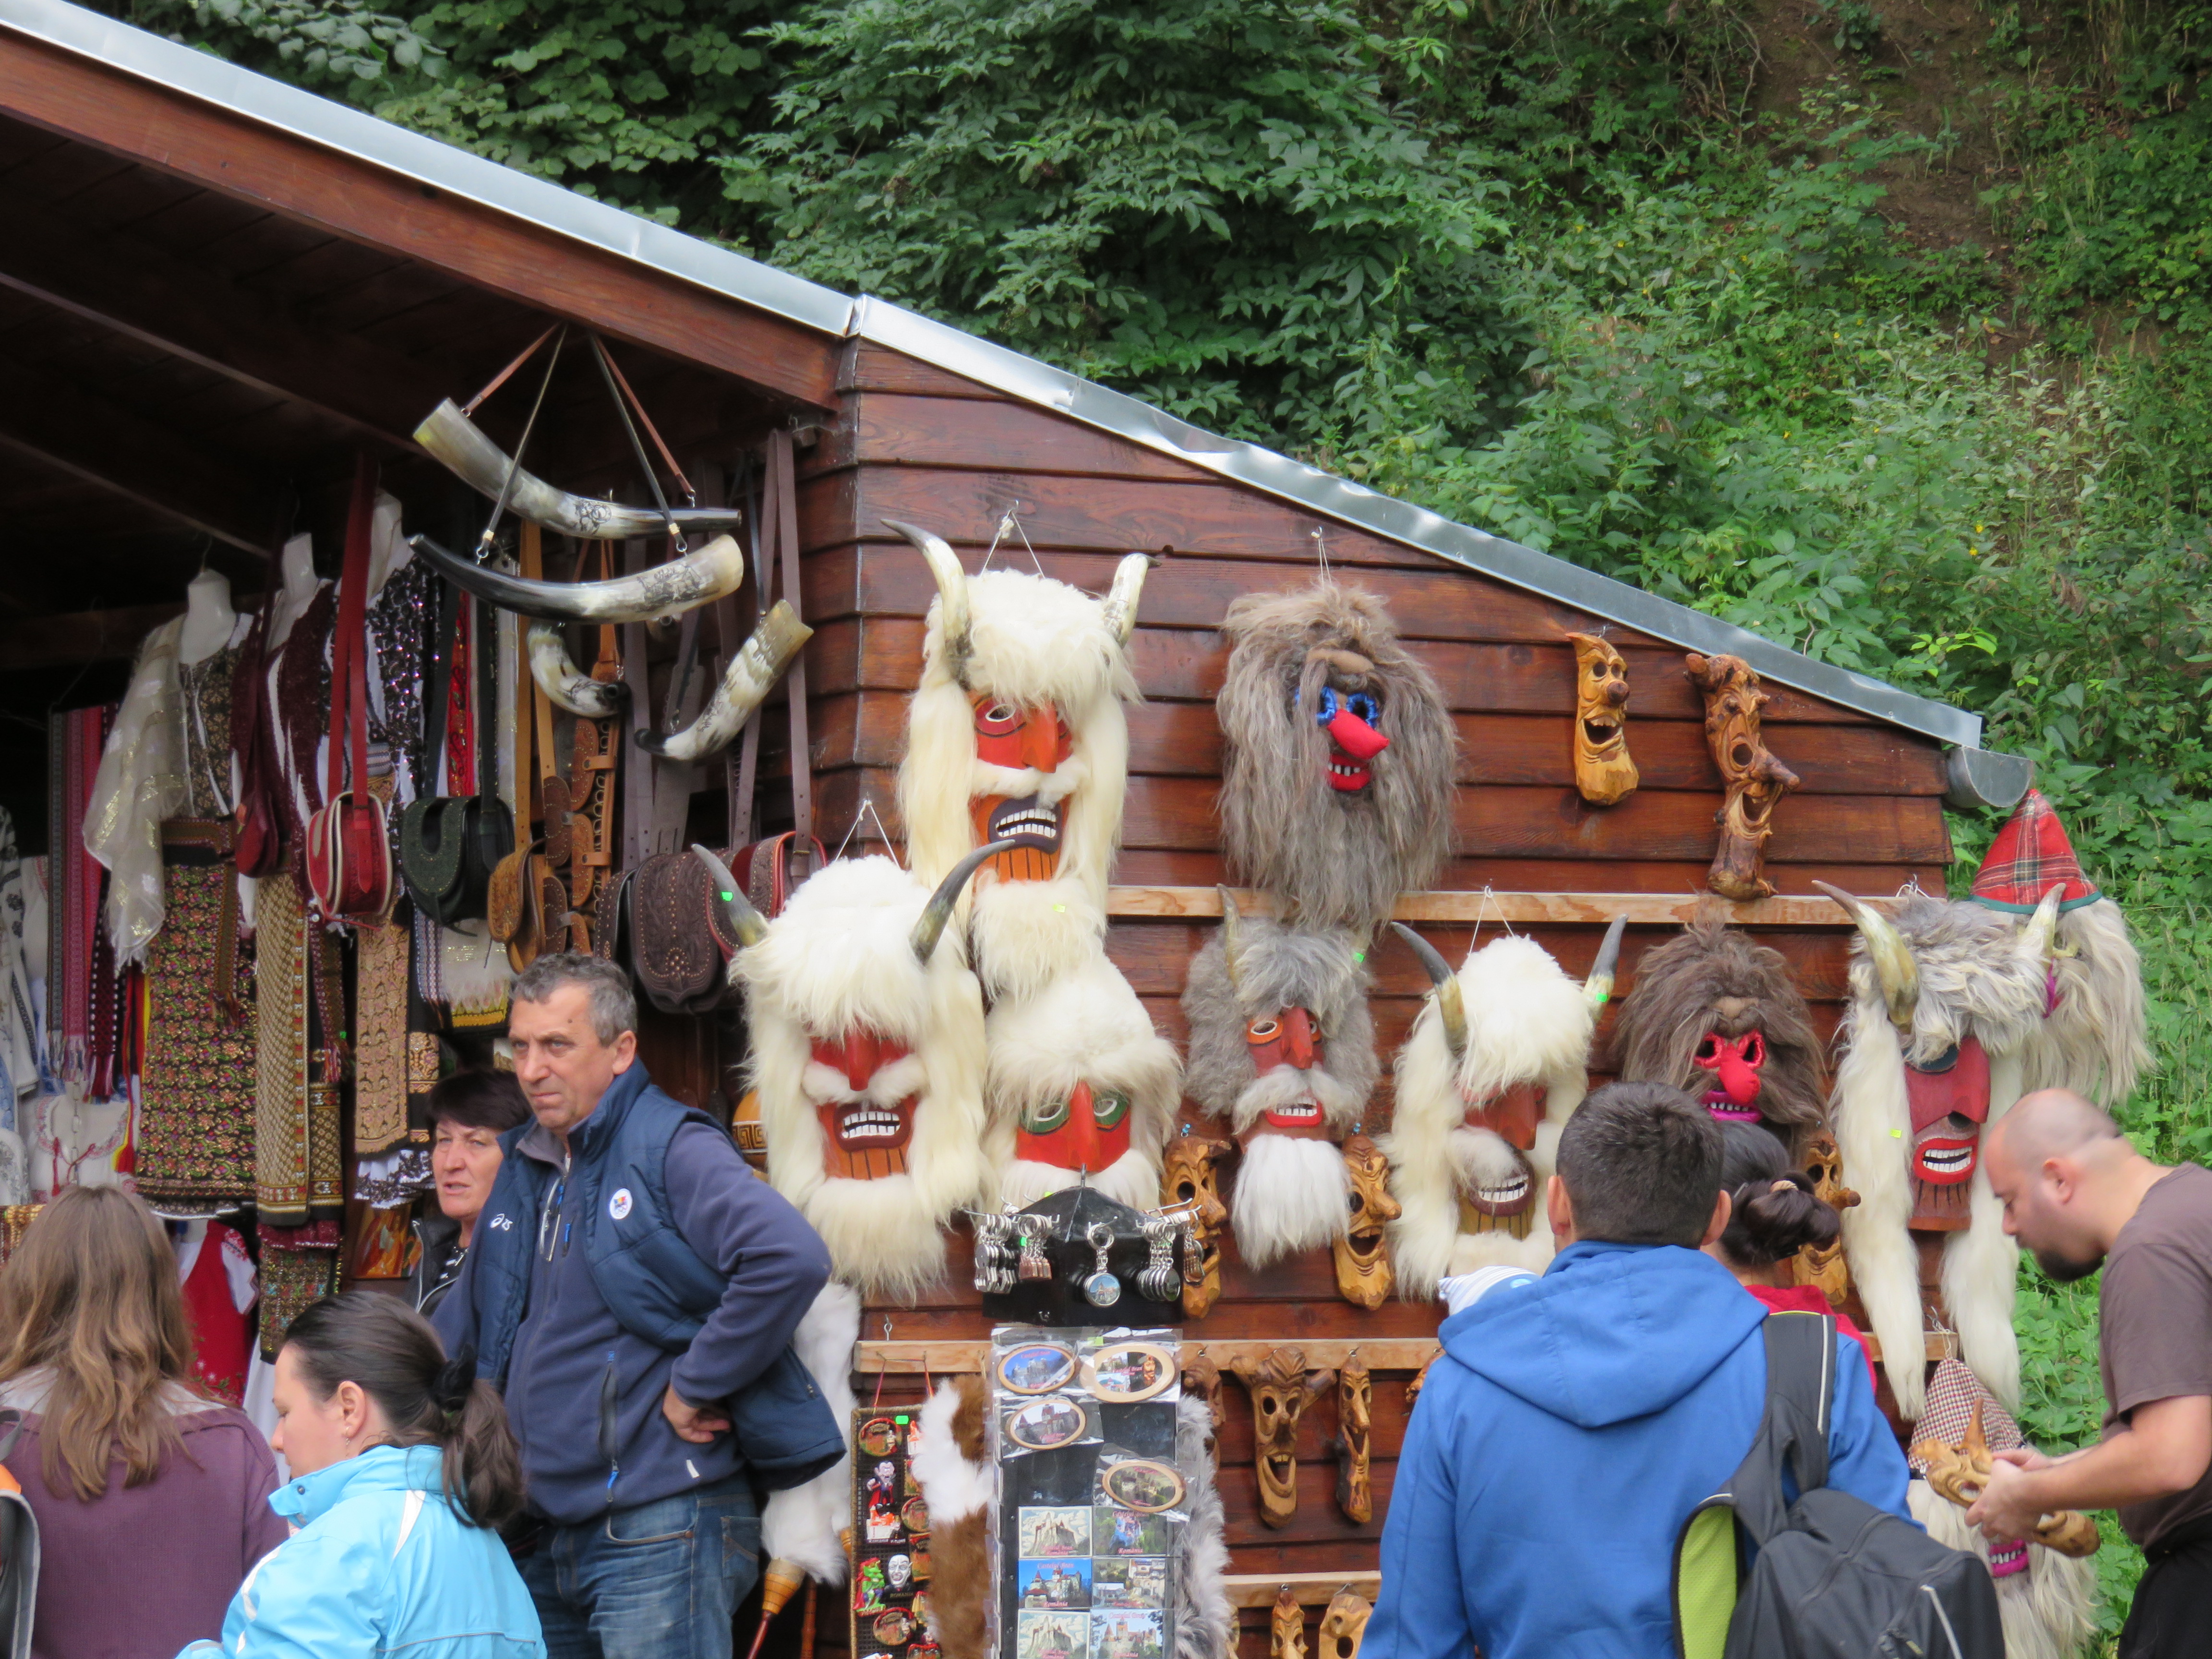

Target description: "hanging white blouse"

left=83, top=616, right=188, bottom=966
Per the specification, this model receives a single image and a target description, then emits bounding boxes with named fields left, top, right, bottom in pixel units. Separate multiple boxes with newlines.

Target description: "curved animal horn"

left=883, top=520, right=972, bottom=684
left=527, top=623, right=628, bottom=719
left=638, top=601, right=813, bottom=761
left=1217, top=888, right=1246, bottom=991
left=691, top=844, right=769, bottom=950
left=1584, top=914, right=1628, bottom=1008
left=1390, top=922, right=1467, bottom=1060
left=1813, top=882, right=1920, bottom=1033
left=911, top=839, right=1021, bottom=963
left=2020, top=883, right=2066, bottom=963
left=1101, top=553, right=1151, bottom=646
left=410, top=531, right=746, bottom=625
left=416, top=400, right=745, bottom=542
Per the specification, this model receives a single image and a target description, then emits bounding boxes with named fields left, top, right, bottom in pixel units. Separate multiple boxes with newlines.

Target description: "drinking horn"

left=415, top=400, right=746, bottom=542
left=409, top=531, right=746, bottom=625
left=637, top=601, right=814, bottom=762
left=526, top=623, right=627, bottom=719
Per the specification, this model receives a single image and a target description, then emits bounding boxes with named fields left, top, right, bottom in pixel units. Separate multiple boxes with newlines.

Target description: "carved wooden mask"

left=1181, top=1351, right=1226, bottom=1457
left=1333, top=1351, right=1374, bottom=1524
left=1316, top=1587, right=1374, bottom=1659
left=1789, top=1132, right=1859, bottom=1308
left=1909, top=1401, right=2101, bottom=1559
left=1333, top=1134, right=1400, bottom=1310
left=1566, top=632, right=1637, bottom=806
left=1271, top=1586, right=1308, bottom=1659
left=1685, top=653, right=1800, bottom=901
left=1161, top=1134, right=1234, bottom=1320
left=1229, top=1346, right=1336, bottom=1530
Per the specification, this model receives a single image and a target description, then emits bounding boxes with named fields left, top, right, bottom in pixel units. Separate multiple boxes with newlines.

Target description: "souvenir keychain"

left=1083, top=1221, right=1120, bottom=1308
left=1018, top=1227, right=1052, bottom=1283
left=1136, top=1214, right=1179, bottom=1302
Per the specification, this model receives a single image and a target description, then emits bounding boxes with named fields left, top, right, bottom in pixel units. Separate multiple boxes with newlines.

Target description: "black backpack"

left=1672, top=1311, right=2003, bottom=1659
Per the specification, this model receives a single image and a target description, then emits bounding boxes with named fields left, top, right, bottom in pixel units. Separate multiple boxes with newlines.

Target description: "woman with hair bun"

left=178, top=1291, right=542, bottom=1659
left=1706, top=1121, right=1878, bottom=1395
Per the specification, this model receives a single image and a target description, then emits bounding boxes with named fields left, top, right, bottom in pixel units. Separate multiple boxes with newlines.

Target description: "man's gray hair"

left=510, top=952, right=638, bottom=1046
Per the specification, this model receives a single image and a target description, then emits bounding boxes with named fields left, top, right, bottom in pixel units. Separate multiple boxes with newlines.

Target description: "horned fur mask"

left=984, top=951, right=1182, bottom=1211
left=1180, top=892, right=1378, bottom=1268
left=1823, top=883, right=2058, bottom=1419
left=891, top=521, right=1148, bottom=1001
left=1383, top=923, right=1618, bottom=1294
left=1612, top=914, right=1827, bottom=1155
left=1218, top=582, right=1457, bottom=934
left=709, top=843, right=1001, bottom=1302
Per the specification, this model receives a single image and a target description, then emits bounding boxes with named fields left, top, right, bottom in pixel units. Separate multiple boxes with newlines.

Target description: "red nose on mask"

left=1326, top=708, right=1390, bottom=761
left=1693, top=1031, right=1765, bottom=1107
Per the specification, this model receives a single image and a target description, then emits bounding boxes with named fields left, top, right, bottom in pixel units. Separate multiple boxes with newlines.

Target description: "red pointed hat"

left=1971, top=790, right=2101, bottom=913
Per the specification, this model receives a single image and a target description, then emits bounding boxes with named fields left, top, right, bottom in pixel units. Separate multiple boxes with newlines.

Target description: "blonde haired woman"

left=0, top=1187, right=287, bottom=1658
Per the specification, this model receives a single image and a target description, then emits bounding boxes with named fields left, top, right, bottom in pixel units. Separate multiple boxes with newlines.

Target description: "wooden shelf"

left=1104, top=887, right=1902, bottom=926
left=1224, top=1573, right=1381, bottom=1610
left=852, top=1338, right=1442, bottom=1375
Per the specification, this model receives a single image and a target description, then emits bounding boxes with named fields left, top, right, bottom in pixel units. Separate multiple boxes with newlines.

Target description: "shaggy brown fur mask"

left=1218, top=582, right=1457, bottom=933
left=1612, top=916, right=1827, bottom=1152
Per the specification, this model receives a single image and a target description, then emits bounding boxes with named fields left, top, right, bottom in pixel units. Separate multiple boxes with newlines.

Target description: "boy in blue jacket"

left=1365, top=1082, right=1912, bottom=1659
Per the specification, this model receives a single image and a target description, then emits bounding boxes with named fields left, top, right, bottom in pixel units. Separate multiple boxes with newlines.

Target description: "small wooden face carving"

left=1229, top=1346, right=1336, bottom=1530
left=1271, top=1586, right=1308, bottom=1659
left=1685, top=653, right=1800, bottom=902
left=1316, top=1587, right=1374, bottom=1659
left=1160, top=1135, right=1233, bottom=1321
left=1334, top=1352, right=1373, bottom=1524
left=1333, top=1134, right=1400, bottom=1310
left=1180, top=1351, right=1226, bottom=1455
left=1909, top=1402, right=2101, bottom=1560
left=1789, top=1133, right=1858, bottom=1308
left=1566, top=632, right=1637, bottom=806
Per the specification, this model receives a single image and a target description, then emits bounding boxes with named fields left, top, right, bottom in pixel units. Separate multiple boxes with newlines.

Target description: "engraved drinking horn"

left=637, top=601, right=813, bottom=761
left=1583, top=914, right=1629, bottom=1009
left=1101, top=552, right=1152, bottom=646
left=690, top=843, right=769, bottom=951
left=526, top=622, right=627, bottom=719
left=410, top=531, right=747, bottom=625
left=1390, top=922, right=1468, bottom=1060
left=1217, top=887, right=1246, bottom=992
left=882, top=519, right=972, bottom=686
left=910, top=839, right=1022, bottom=963
left=1813, top=882, right=1921, bottom=1034
left=415, top=400, right=745, bottom=541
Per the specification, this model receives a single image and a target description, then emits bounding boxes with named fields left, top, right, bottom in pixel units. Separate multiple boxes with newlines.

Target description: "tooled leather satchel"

left=628, top=848, right=738, bottom=1016
left=305, top=456, right=396, bottom=925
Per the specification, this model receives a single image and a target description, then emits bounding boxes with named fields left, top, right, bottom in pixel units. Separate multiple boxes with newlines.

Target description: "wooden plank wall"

left=781, top=339, right=1954, bottom=1657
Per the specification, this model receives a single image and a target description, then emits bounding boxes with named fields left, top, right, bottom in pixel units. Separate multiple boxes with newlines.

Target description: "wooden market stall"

left=0, top=1, right=2034, bottom=1653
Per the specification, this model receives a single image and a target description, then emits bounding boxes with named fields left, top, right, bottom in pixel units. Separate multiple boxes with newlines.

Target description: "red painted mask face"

left=970, top=697, right=1073, bottom=883
left=1017, top=1079, right=1133, bottom=1173
left=1245, top=1007, right=1330, bottom=1130
left=1298, top=686, right=1391, bottom=793
left=1458, top=1080, right=1548, bottom=1152
left=1904, top=1036, right=1991, bottom=1227
left=809, top=1030, right=918, bottom=1179
left=1463, top=1142, right=1538, bottom=1221
left=1693, top=1029, right=1767, bottom=1121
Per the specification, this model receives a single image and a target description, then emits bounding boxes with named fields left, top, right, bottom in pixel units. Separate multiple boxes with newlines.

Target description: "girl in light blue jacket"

left=179, top=1292, right=543, bottom=1659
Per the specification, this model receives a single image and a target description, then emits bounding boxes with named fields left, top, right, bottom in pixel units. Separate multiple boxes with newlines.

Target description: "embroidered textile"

left=177, top=624, right=248, bottom=819
left=0, top=1204, right=39, bottom=1267
left=50, top=704, right=113, bottom=1082
left=136, top=859, right=256, bottom=1206
left=253, top=874, right=315, bottom=1223
left=85, top=622, right=185, bottom=966
left=367, top=550, right=433, bottom=802
left=177, top=1219, right=255, bottom=1406
left=354, top=916, right=413, bottom=1155
left=255, top=1241, right=337, bottom=1359
left=0, top=810, right=36, bottom=1110
left=268, top=584, right=336, bottom=870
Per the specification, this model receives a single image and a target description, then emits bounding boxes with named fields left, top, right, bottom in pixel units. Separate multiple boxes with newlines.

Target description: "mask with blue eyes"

left=1291, top=684, right=1392, bottom=793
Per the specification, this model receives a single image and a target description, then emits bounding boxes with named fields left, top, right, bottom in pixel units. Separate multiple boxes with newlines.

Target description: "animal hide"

left=2027, top=898, right=2150, bottom=1109
left=1611, top=913, right=1827, bottom=1153
left=1384, top=934, right=1593, bottom=1296
left=1217, top=582, right=1456, bottom=933
left=1174, top=1394, right=1234, bottom=1659
left=738, top=855, right=992, bottom=1302
left=1910, top=1484, right=2096, bottom=1659
left=760, top=1282, right=861, bottom=1585
left=911, top=1377, right=992, bottom=1659
left=1230, top=1131, right=1353, bottom=1266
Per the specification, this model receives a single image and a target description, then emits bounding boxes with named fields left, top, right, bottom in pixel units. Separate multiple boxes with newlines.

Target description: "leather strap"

left=326, top=456, right=375, bottom=807
left=728, top=435, right=813, bottom=868
left=462, top=324, right=560, bottom=417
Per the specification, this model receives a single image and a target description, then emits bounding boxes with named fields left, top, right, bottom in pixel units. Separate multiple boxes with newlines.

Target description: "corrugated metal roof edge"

left=2, top=0, right=1999, bottom=764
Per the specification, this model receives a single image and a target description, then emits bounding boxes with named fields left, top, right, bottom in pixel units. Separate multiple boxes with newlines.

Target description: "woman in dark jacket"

left=413, top=1070, right=531, bottom=1318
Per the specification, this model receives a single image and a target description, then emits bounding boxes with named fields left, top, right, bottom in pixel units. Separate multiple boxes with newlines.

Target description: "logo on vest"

left=488, top=1214, right=514, bottom=1232
left=609, top=1188, right=634, bottom=1222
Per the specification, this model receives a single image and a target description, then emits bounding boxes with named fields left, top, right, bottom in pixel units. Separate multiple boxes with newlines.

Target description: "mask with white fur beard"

left=891, top=521, right=1148, bottom=1002
left=1179, top=899, right=1377, bottom=1268
left=1383, top=930, right=1601, bottom=1296
left=984, top=953, right=1181, bottom=1211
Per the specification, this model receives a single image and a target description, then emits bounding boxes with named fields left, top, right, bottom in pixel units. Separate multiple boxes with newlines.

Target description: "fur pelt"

left=1385, top=934, right=1593, bottom=1296
left=1230, top=1130, right=1352, bottom=1265
left=1174, top=1394, right=1234, bottom=1659
left=984, top=952, right=1180, bottom=1205
left=1910, top=1481, right=2096, bottom=1659
left=760, top=1282, right=861, bottom=1586
left=1217, top=582, right=1457, bottom=933
left=1834, top=894, right=2047, bottom=1419
left=739, top=855, right=991, bottom=1303
left=898, top=568, right=1138, bottom=1002
left=911, top=1377, right=992, bottom=1659
left=1612, top=914, right=1827, bottom=1147
left=1180, top=922, right=1378, bottom=1131
left=2024, top=898, right=2150, bottom=1109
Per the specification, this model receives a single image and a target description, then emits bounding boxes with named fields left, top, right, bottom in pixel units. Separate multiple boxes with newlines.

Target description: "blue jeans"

left=519, top=1476, right=761, bottom=1659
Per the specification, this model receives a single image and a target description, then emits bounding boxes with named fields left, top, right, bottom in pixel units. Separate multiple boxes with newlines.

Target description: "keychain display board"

left=852, top=1402, right=940, bottom=1659
left=994, top=1326, right=1182, bottom=1659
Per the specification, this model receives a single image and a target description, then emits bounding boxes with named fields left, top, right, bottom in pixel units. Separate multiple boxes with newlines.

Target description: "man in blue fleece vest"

left=1365, top=1082, right=1911, bottom=1659
left=435, top=954, right=832, bottom=1659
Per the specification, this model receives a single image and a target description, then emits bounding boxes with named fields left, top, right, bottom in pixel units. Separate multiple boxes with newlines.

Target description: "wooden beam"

left=1105, top=887, right=1902, bottom=926
left=0, top=601, right=186, bottom=668
left=853, top=1338, right=1441, bottom=1375
left=0, top=353, right=282, bottom=554
left=0, top=29, right=841, bottom=409
left=0, top=180, right=449, bottom=449
left=1225, top=1575, right=1380, bottom=1611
